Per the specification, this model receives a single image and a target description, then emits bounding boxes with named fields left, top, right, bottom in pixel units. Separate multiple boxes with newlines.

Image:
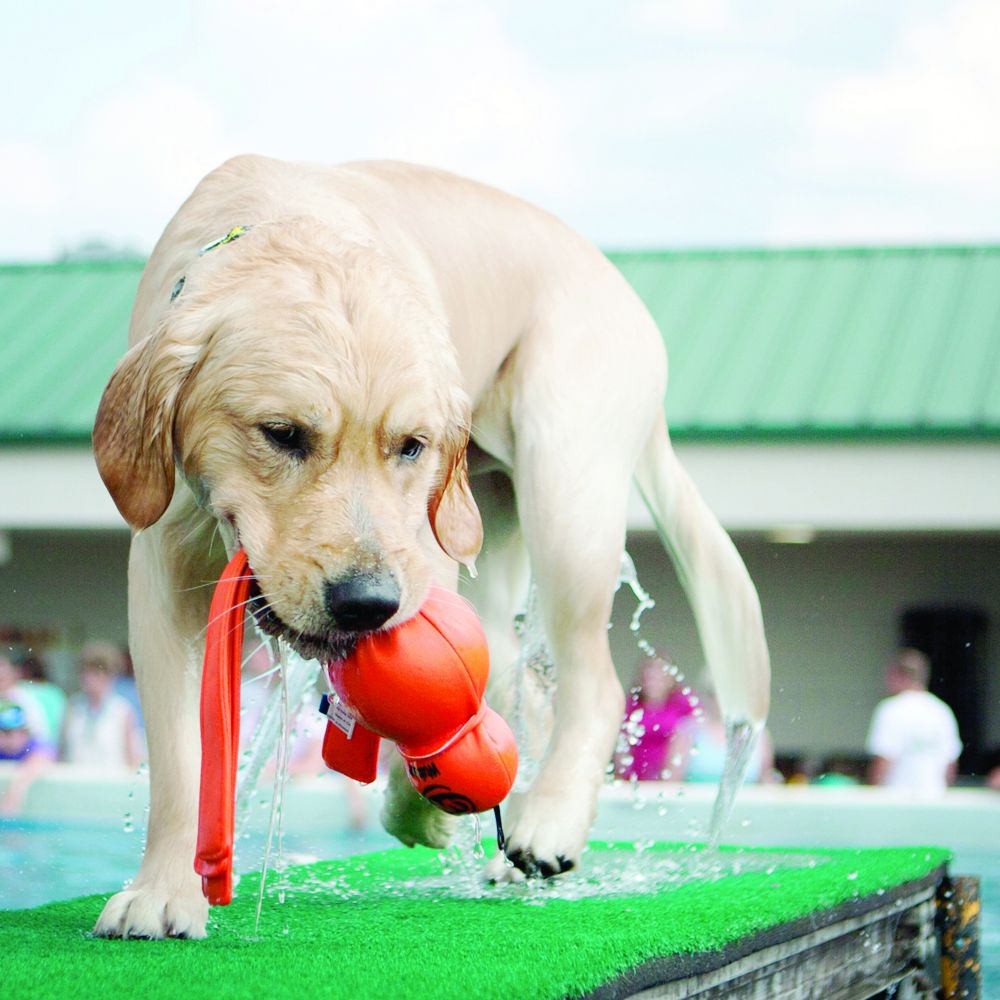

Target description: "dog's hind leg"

left=94, top=500, right=224, bottom=939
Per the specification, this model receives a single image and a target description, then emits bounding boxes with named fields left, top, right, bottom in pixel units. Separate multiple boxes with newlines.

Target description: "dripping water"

left=228, top=634, right=321, bottom=928
left=613, top=551, right=752, bottom=847
left=707, top=718, right=761, bottom=848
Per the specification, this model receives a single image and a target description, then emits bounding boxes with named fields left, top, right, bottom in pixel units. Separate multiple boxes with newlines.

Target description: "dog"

left=91, top=156, right=769, bottom=938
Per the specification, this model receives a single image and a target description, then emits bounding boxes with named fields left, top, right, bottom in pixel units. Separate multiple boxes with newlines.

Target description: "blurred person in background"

left=0, top=651, right=52, bottom=749
left=866, top=648, right=961, bottom=796
left=616, top=655, right=697, bottom=781
left=669, top=671, right=777, bottom=784
left=984, top=746, right=1000, bottom=790
left=61, top=642, right=144, bottom=770
left=0, top=700, right=55, bottom=815
left=17, top=651, right=67, bottom=745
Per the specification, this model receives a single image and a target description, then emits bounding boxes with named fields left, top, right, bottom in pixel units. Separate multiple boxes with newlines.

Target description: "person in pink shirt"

left=616, top=656, right=697, bottom=781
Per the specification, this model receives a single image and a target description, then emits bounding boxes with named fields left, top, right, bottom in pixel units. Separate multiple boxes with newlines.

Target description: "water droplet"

left=847, top=871, right=858, bottom=881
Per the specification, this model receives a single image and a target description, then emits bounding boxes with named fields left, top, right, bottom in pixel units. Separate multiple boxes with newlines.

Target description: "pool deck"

left=3, top=764, right=998, bottom=851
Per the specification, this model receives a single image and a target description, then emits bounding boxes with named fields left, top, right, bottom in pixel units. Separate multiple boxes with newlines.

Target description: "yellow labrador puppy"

left=92, top=156, right=769, bottom=938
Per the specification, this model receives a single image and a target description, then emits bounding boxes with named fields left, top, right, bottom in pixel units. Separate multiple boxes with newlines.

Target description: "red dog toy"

left=321, top=586, right=518, bottom=816
left=195, top=550, right=518, bottom=906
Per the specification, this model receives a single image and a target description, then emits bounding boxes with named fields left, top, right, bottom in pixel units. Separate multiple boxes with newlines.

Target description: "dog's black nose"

left=324, top=575, right=401, bottom=632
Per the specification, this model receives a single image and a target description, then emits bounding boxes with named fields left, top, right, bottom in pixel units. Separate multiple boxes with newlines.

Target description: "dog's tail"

left=633, top=416, right=770, bottom=725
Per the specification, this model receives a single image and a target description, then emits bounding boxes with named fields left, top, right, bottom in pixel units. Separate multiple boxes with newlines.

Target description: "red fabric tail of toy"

left=321, top=713, right=381, bottom=783
left=195, top=548, right=252, bottom=906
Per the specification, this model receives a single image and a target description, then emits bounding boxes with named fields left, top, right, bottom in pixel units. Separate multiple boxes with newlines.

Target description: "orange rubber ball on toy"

left=323, top=586, right=518, bottom=815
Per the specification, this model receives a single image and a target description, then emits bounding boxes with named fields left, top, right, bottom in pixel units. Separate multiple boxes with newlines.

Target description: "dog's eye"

left=399, top=437, right=426, bottom=461
left=259, top=423, right=307, bottom=457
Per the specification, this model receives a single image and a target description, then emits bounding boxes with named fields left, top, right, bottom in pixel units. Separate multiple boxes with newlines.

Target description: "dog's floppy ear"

left=428, top=390, right=483, bottom=570
left=92, top=321, right=202, bottom=529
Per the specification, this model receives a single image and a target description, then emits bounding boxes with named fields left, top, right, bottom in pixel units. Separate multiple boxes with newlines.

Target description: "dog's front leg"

left=380, top=756, right=459, bottom=849
left=379, top=540, right=463, bottom=850
left=95, top=506, right=221, bottom=939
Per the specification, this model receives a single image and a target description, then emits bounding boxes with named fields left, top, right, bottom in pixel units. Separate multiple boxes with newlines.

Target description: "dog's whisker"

left=176, top=574, right=257, bottom=594
left=190, top=594, right=266, bottom=644
left=172, top=515, right=219, bottom=551
left=423, top=594, right=470, bottom=611
left=240, top=638, right=272, bottom=669
left=242, top=663, right=282, bottom=685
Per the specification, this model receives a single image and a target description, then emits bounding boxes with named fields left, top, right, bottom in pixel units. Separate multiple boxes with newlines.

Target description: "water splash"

left=435, top=815, right=493, bottom=897
left=229, top=638, right=323, bottom=931
left=707, top=718, right=762, bottom=848
left=471, top=812, right=485, bottom=860
left=234, top=642, right=321, bottom=837
left=611, top=552, right=699, bottom=790
left=510, top=582, right=555, bottom=791
left=616, top=550, right=657, bottom=657
left=508, top=551, right=684, bottom=796
left=255, top=640, right=289, bottom=931
left=287, top=848, right=830, bottom=905
left=615, top=552, right=756, bottom=846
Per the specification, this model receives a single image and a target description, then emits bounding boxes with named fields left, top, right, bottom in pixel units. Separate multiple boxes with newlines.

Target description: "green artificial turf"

left=3, top=840, right=949, bottom=1000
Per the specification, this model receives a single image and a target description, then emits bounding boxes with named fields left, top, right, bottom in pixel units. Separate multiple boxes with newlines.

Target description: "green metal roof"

left=2, top=246, right=999, bottom=445
left=608, top=246, right=1000, bottom=440
left=0, top=260, right=142, bottom=444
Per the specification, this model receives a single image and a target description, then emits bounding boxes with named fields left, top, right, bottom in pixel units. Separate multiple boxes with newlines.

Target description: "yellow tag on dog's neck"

left=199, top=225, right=251, bottom=256
left=171, top=226, right=253, bottom=303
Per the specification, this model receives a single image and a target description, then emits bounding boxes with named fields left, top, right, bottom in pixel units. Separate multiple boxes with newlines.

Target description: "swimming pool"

left=0, top=816, right=398, bottom=910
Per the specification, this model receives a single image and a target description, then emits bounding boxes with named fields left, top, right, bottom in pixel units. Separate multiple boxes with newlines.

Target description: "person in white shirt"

left=866, top=648, right=962, bottom=796
left=61, top=642, right=144, bottom=770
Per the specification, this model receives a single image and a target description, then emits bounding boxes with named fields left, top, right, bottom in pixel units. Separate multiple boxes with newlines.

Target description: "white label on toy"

left=328, top=698, right=357, bottom=739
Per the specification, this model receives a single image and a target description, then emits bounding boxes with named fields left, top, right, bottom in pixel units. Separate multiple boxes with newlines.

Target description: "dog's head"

left=93, top=220, right=482, bottom=659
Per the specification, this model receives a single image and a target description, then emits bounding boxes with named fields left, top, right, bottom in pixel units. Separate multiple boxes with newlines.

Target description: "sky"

left=2, top=0, right=999, bottom=260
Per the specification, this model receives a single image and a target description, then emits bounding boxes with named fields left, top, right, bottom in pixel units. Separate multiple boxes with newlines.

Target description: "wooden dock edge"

left=584, top=865, right=983, bottom=999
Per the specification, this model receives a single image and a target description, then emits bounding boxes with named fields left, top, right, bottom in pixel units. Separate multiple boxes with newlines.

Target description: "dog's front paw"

left=381, top=760, right=458, bottom=849
left=94, top=879, right=208, bottom=940
left=485, top=846, right=573, bottom=883
left=381, top=787, right=458, bottom=849
left=498, top=783, right=594, bottom=880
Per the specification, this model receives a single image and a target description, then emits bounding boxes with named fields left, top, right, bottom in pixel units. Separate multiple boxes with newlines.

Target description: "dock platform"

left=2, top=840, right=977, bottom=999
